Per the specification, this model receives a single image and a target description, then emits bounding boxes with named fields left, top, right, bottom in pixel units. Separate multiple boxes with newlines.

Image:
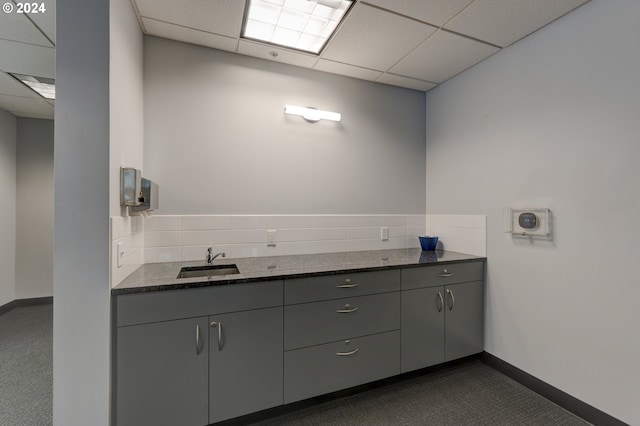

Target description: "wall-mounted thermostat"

left=503, top=208, right=552, bottom=238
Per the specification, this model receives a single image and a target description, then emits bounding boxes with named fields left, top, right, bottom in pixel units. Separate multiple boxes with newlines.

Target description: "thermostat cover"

left=503, top=208, right=552, bottom=238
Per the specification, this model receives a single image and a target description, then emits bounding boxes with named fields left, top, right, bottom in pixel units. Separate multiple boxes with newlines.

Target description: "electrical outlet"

left=267, top=230, right=277, bottom=247
left=380, top=227, right=389, bottom=241
left=117, top=242, right=125, bottom=268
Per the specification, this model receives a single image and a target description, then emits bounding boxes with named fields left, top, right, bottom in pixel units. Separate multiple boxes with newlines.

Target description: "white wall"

left=16, top=118, right=54, bottom=299
left=144, top=36, right=426, bottom=215
left=54, top=0, right=111, bottom=423
left=0, top=108, right=16, bottom=307
left=110, top=0, right=143, bottom=217
left=109, top=0, right=144, bottom=287
left=424, top=0, right=639, bottom=423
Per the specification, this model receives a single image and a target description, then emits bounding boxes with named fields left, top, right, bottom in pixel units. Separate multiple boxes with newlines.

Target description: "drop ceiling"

left=0, top=0, right=55, bottom=119
left=0, top=0, right=591, bottom=119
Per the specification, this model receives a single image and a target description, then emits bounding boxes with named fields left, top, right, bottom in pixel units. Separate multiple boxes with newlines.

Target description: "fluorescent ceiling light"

left=284, top=104, right=341, bottom=122
left=10, top=73, right=55, bottom=100
left=243, top=0, right=353, bottom=54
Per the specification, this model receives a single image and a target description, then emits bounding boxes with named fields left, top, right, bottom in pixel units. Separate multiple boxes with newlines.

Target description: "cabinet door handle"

left=210, top=321, right=222, bottom=351
left=336, top=279, right=358, bottom=288
left=336, top=348, right=359, bottom=356
left=437, top=269, right=453, bottom=277
left=437, top=291, right=444, bottom=312
left=195, top=325, right=202, bottom=355
left=337, top=304, right=359, bottom=313
left=446, top=289, right=455, bottom=311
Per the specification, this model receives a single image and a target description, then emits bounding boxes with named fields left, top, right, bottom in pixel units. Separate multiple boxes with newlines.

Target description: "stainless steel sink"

left=177, top=264, right=240, bottom=279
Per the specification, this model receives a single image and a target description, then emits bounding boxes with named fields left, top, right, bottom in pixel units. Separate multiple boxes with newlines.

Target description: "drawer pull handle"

left=336, top=348, right=359, bottom=356
left=437, top=291, right=444, bottom=312
left=437, top=269, right=453, bottom=277
left=446, top=289, right=455, bottom=311
left=336, top=279, right=358, bottom=288
left=337, top=304, right=359, bottom=313
left=211, top=321, right=222, bottom=351
left=195, top=325, right=202, bottom=355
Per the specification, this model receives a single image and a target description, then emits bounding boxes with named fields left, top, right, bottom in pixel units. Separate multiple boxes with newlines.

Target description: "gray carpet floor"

left=0, top=304, right=53, bottom=426
left=253, top=360, right=591, bottom=426
left=0, top=305, right=590, bottom=426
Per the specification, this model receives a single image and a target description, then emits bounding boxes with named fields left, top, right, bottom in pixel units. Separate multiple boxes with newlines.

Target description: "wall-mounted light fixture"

left=284, top=105, right=341, bottom=122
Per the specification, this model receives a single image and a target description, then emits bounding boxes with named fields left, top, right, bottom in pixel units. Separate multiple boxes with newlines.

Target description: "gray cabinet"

left=114, top=281, right=284, bottom=426
left=283, top=270, right=401, bottom=403
left=209, top=307, right=283, bottom=424
left=401, top=261, right=484, bottom=373
left=284, top=331, right=400, bottom=403
left=284, top=292, right=400, bottom=350
left=444, top=281, right=484, bottom=361
left=114, top=261, right=485, bottom=423
left=401, top=287, right=445, bottom=372
left=116, top=317, right=209, bottom=426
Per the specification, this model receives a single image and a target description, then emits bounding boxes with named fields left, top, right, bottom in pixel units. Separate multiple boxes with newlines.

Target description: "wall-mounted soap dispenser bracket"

left=130, top=178, right=159, bottom=213
left=120, top=167, right=159, bottom=214
left=503, top=207, right=552, bottom=239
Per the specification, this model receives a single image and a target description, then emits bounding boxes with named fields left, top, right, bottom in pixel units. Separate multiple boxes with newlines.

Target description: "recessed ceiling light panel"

left=10, top=73, right=56, bottom=100
left=242, top=0, right=353, bottom=54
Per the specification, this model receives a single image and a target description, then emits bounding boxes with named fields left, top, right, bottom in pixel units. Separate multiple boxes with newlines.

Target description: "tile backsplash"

left=111, top=213, right=487, bottom=287
left=143, top=214, right=427, bottom=264
left=425, top=214, right=486, bottom=257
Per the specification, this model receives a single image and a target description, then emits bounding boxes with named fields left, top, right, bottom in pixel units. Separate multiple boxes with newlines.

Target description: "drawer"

left=116, top=281, right=283, bottom=327
left=285, top=269, right=400, bottom=305
left=284, top=292, right=400, bottom=350
left=284, top=330, right=400, bottom=404
left=401, top=261, right=484, bottom=290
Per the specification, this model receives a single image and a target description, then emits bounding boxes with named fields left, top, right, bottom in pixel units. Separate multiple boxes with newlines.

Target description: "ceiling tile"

left=28, top=0, right=56, bottom=44
left=314, top=59, right=382, bottom=82
left=0, top=94, right=54, bottom=118
left=0, top=40, right=55, bottom=78
left=142, top=18, right=238, bottom=52
left=134, top=0, right=245, bottom=38
left=376, top=73, right=437, bottom=92
left=390, top=30, right=499, bottom=83
left=321, top=3, right=437, bottom=71
left=0, top=71, right=41, bottom=98
left=238, top=40, right=319, bottom=69
left=362, top=0, right=474, bottom=27
left=0, top=7, right=53, bottom=47
left=445, top=0, right=590, bottom=47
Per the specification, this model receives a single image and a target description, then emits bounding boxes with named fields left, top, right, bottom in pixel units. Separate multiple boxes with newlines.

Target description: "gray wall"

left=16, top=118, right=53, bottom=300
left=0, top=108, right=16, bottom=307
left=425, top=1, right=638, bottom=424
left=54, top=0, right=111, bottom=423
left=143, top=36, right=426, bottom=215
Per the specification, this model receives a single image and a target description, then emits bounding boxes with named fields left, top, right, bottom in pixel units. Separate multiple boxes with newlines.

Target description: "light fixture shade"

left=284, top=105, right=341, bottom=122
left=10, top=73, right=55, bottom=100
left=243, top=0, right=354, bottom=54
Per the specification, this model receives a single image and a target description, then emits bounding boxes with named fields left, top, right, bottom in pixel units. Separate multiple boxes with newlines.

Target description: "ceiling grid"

left=0, top=0, right=591, bottom=118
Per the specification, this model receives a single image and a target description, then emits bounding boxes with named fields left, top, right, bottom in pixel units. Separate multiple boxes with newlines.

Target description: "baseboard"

left=481, top=352, right=628, bottom=426
left=0, top=296, right=53, bottom=317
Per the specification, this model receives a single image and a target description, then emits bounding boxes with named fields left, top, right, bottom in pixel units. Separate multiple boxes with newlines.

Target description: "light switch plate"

left=380, top=227, right=389, bottom=241
left=267, top=230, right=277, bottom=247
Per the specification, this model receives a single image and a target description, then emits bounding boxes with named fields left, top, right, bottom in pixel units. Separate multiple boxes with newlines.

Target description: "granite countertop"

left=112, top=248, right=485, bottom=295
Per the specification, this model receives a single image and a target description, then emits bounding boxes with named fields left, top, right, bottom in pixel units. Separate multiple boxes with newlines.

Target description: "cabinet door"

left=209, top=307, right=283, bottom=424
left=445, top=281, right=484, bottom=361
left=401, top=286, right=445, bottom=373
left=116, top=317, right=209, bottom=426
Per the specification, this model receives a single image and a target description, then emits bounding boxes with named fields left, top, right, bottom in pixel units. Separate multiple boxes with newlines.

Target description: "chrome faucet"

left=207, top=247, right=225, bottom=264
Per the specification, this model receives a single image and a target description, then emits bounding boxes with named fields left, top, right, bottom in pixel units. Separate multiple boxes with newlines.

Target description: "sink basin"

left=177, top=264, right=240, bottom=279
